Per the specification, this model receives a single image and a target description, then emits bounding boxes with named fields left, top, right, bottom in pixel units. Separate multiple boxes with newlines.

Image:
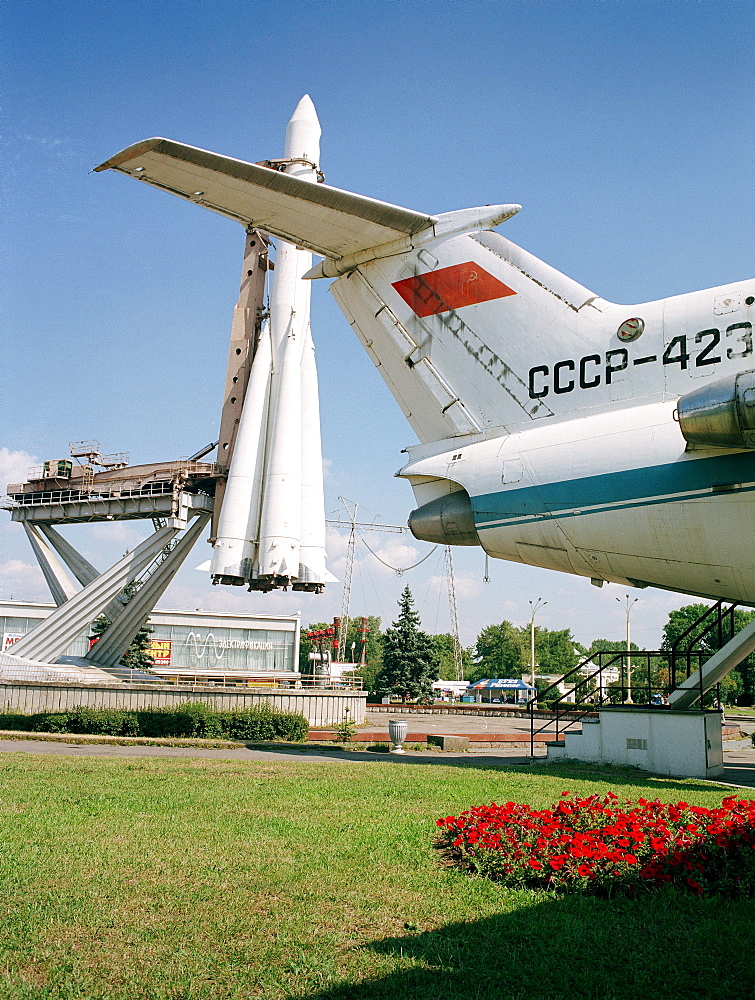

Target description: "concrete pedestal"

left=547, top=707, right=724, bottom=779
left=427, top=734, right=470, bottom=751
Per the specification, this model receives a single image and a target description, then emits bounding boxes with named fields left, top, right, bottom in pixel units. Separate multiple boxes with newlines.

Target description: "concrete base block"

left=548, top=708, right=723, bottom=779
left=428, top=734, right=470, bottom=752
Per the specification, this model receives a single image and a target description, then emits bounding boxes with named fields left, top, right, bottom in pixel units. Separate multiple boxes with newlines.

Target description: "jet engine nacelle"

left=408, top=489, right=480, bottom=546
left=678, top=369, right=755, bottom=449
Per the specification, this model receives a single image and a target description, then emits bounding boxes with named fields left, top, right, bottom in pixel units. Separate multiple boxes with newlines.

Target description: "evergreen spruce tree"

left=90, top=613, right=156, bottom=671
left=375, top=586, right=439, bottom=702
left=89, top=583, right=156, bottom=672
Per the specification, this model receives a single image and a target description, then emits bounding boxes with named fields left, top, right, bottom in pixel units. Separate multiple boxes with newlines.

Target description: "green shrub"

left=67, top=708, right=138, bottom=736
left=140, top=702, right=225, bottom=739
left=221, top=707, right=308, bottom=742
left=0, top=702, right=308, bottom=742
left=222, top=708, right=276, bottom=741
left=31, top=712, right=72, bottom=733
left=0, top=712, right=33, bottom=731
left=333, top=712, right=357, bottom=743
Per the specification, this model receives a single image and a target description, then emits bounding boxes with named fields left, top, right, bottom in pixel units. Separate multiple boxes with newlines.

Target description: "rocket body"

left=210, top=323, right=272, bottom=582
left=211, top=95, right=329, bottom=593
left=298, top=324, right=327, bottom=585
left=256, top=326, right=303, bottom=579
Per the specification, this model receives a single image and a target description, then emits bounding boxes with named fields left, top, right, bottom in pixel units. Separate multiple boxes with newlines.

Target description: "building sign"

left=184, top=632, right=274, bottom=660
left=2, top=633, right=23, bottom=652
left=148, top=639, right=172, bottom=665
left=215, top=638, right=274, bottom=651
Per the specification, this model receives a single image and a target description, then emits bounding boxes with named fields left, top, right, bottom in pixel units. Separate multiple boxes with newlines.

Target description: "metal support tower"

left=444, top=545, right=464, bottom=681
left=336, top=497, right=358, bottom=661
left=9, top=513, right=211, bottom=673
left=12, top=524, right=179, bottom=664
left=22, top=523, right=80, bottom=606
left=84, top=513, right=210, bottom=669
left=211, top=227, right=269, bottom=543
left=327, top=500, right=413, bottom=661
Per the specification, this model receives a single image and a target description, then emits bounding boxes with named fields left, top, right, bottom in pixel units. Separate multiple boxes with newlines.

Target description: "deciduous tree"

left=472, top=621, right=525, bottom=682
left=432, top=632, right=473, bottom=680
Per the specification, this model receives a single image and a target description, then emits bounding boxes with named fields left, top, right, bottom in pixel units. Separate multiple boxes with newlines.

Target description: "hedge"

left=0, top=702, right=308, bottom=742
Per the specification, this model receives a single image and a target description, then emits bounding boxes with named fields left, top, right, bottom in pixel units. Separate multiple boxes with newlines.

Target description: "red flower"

left=436, top=793, right=755, bottom=897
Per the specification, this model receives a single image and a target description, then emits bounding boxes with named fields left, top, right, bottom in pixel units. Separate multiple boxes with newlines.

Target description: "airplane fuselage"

left=392, top=269, right=755, bottom=603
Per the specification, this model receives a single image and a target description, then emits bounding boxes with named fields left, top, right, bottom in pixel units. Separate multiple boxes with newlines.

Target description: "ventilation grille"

left=626, top=738, right=648, bottom=750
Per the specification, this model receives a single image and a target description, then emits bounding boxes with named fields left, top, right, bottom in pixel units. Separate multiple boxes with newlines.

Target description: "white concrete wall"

left=0, top=681, right=366, bottom=727
left=548, top=708, right=723, bottom=779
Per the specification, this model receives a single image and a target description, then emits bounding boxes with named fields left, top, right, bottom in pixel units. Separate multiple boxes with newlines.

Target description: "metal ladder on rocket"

left=210, top=96, right=331, bottom=593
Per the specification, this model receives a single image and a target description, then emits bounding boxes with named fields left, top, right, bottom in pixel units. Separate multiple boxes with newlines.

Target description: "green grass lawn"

left=0, top=753, right=753, bottom=1000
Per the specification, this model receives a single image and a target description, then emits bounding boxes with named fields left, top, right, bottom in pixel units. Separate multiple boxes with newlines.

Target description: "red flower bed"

left=436, top=793, right=755, bottom=896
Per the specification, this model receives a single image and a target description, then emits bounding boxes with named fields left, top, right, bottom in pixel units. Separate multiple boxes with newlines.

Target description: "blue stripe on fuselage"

left=472, top=451, right=755, bottom=529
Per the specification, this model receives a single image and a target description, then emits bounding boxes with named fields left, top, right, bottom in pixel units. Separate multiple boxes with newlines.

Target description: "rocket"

left=210, top=95, right=329, bottom=593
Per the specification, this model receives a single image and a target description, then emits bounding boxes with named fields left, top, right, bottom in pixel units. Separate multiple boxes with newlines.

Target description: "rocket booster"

left=298, top=323, right=327, bottom=585
left=210, top=95, right=329, bottom=593
left=210, top=322, right=272, bottom=582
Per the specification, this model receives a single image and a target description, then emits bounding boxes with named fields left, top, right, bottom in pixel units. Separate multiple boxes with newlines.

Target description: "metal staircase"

left=528, top=600, right=740, bottom=756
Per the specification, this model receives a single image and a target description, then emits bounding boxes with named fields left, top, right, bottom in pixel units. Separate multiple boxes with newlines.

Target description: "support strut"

left=11, top=524, right=180, bottom=663
left=86, top=513, right=210, bottom=669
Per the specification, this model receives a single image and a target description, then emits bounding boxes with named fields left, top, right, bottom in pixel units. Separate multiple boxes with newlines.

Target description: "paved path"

left=363, top=709, right=536, bottom=736
left=4, top=736, right=755, bottom=787
left=716, top=736, right=755, bottom=788
left=0, top=738, right=544, bottom=767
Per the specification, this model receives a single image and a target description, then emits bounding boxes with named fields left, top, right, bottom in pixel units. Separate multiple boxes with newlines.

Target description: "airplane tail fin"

left=98, top=137, right=606, bottom=442
left=331, top=228, right=606, bottom=442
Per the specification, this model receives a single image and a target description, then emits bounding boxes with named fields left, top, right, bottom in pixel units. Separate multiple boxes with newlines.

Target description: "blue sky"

left=1, top=0, right=752, bottom=647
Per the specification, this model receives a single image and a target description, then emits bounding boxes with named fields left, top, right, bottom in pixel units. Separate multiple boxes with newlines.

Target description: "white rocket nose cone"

left=285, top=94, right=321, bottom=162
left=291, top=94, right=320, bottom=128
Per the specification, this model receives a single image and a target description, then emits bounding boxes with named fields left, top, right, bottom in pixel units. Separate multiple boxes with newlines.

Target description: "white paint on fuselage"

left=399, top=395, right=755, bottom=604
left=338, top=227, right=755, bottom=603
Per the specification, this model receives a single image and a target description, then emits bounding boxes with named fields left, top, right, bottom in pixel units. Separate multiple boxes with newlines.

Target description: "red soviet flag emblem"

left=392, top=261, right=516, bottom=317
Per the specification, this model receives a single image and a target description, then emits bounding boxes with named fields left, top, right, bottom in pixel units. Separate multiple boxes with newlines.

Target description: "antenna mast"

left=445, top=545, right=464, bottom=681
left=337, top=497, right=358, bottom=661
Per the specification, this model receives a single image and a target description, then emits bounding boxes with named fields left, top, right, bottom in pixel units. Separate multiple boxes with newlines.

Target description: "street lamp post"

left=529, top=598, right=547, bottom=689
left=616, top=594, right=639, bottom=703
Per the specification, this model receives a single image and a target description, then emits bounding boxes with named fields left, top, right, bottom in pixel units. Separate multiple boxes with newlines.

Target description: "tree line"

left=301, top=588, right=755, bottom=706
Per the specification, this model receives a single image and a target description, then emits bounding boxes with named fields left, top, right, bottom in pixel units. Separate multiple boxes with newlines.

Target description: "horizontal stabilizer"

left=95, top=138, right=437, bottom=259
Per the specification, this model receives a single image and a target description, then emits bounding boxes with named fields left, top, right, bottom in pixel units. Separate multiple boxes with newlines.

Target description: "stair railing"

left=667, top=600, right=738, bottom=693
left=527, top=648, right=708, bottom=757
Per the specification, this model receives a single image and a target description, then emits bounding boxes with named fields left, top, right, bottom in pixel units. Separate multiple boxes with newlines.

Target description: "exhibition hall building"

left=0, top=600, right=301, bottom=684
